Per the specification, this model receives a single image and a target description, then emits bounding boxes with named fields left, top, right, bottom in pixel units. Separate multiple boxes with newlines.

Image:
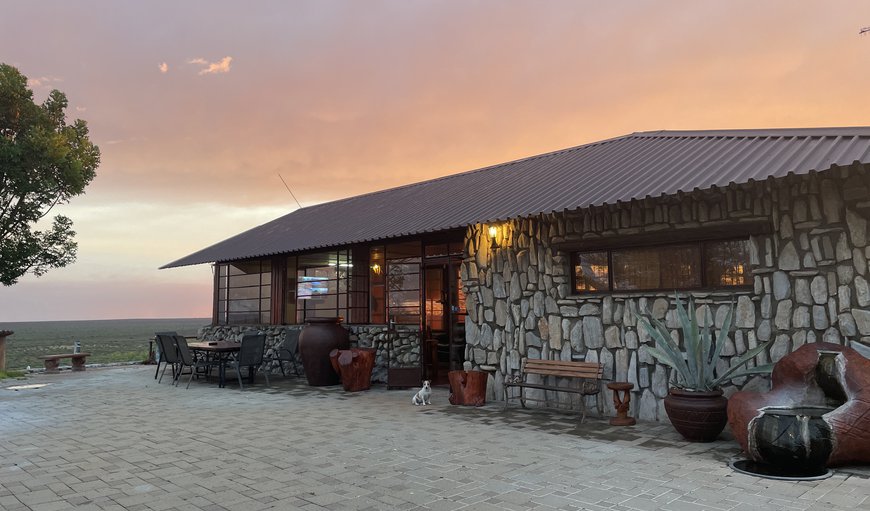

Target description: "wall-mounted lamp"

left=488, top=225, right=499, bottom=250
left=370, top=263, right=382, bottom=276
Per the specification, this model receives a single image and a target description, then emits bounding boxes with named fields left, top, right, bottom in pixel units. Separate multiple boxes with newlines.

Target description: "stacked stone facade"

left=199, top=323, right=420, bottom=382
left=461, top=164, right=870, bottom=420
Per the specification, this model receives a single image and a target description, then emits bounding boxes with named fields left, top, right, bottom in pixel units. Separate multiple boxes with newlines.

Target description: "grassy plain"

left=0, top=318, right=208, bottom=370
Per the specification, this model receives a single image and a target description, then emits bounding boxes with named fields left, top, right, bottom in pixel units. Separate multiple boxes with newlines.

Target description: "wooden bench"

left=503, top=359, right=605, bottom=423
left=38, top=353, right=91, bottom=373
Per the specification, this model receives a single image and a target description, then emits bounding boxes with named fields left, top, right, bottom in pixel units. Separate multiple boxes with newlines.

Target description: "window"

left=295, top=249, right=368, bottom=323
left=572, top=239, right=749, bottom=293
left=283, top=256, right=297, bottom=324
left=574, top=251, right=609, bottom=292
left=613, top=244, right=701, bottom=290
left=369, top=241, right=422, bottom=324
left=216, top=259, right=272, bottom=324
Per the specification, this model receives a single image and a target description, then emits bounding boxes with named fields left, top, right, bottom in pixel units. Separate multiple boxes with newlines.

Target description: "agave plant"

left=636, top=294, right=773, bottom=391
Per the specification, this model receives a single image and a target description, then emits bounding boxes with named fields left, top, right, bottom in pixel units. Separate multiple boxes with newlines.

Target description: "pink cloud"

left=188, top=56, right=232, bottom=75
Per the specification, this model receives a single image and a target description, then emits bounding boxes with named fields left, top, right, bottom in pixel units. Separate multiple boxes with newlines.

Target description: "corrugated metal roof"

left=162, top=127, right=870, bottom=268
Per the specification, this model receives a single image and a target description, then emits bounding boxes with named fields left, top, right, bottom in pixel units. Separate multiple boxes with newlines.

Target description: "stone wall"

left=461, top=164, right=870, bottom=421
left=198, top=323, right=420, bottom=383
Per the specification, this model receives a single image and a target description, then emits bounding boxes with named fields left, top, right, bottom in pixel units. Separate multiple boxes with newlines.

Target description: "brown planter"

left=298, top=317, right=349, bottom=386
left=448, top=370, right=487, bottom=406
left=329, top=348, right=376, bottom=392
left=664, top=388, right=728, bottom=442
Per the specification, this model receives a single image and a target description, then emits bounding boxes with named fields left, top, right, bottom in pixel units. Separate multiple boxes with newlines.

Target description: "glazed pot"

left=748, top=406, right=835, bottom=472
left=664, top=388, right=728, bottom=442
left=298, top=317, right=349, bottom=386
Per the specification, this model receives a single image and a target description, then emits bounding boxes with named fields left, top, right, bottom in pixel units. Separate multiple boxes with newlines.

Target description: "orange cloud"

left=188, top=56, right=232, bottom=75
left=158, top=62, right=168, bottom=73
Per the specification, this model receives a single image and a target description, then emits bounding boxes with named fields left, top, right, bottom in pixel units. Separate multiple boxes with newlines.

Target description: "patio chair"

left=274, top=329, right=302, bottom=377
left=155, top=332, right=180, bottom=383
left=174, top=335, right=213, bottom=389
left=228, top=332, right=269, bottom=390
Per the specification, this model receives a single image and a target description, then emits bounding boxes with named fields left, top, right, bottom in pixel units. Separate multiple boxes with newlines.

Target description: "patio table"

left=188, top=341, right=241, bottom=388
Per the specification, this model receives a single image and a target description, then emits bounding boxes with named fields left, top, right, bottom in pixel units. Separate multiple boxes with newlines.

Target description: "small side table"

left=607, top=382, right=636, bottom=426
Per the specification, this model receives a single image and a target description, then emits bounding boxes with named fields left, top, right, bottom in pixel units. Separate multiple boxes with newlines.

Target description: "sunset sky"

left=2, top=1, right=870, bottom=322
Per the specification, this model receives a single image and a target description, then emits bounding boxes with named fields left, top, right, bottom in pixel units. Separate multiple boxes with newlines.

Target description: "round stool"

left=607, top=382, right=636, bottom=426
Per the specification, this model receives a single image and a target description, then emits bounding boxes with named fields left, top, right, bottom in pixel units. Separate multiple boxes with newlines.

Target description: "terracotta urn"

left=298, top=317, right=349, bottom=386
left=664, top=388, right=728, bottom=442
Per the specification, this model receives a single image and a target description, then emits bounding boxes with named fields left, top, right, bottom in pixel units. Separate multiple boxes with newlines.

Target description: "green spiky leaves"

left=635, top=294, right=773, bottom=391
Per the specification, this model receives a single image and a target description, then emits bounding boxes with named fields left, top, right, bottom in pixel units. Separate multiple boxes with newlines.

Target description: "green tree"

left=0, top=64, right=100, bottom=286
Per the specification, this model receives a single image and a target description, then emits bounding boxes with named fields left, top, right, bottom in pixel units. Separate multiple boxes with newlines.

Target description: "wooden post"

left=448, top=370, right=488, bottom=406
left=329, top=348, right=376, bottom=392
left=0, top=330, right=12, bottom=372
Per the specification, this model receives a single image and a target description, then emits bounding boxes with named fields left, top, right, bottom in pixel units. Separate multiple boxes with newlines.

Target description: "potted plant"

left=636, top=294, right=773, bottom=442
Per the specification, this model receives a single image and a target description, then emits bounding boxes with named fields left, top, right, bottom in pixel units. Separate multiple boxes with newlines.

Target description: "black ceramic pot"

left=748, top=406, right=835, bottom=472
left=298, top=317, right=349, bottom=386
left=664, top=388, right=728, bottom=442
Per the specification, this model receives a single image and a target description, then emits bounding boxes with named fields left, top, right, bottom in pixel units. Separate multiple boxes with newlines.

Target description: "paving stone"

left=1, top=367, right=868, bottom=511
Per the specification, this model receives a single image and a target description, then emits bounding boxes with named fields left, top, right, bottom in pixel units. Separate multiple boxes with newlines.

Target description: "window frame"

left=571, top=237, right=752, bottom=295
left=214, top=258, right=273, bottom=325
left=294, top=248, right=369, bottom=325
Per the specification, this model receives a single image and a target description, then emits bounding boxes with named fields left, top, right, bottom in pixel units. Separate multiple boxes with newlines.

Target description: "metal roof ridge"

left=633, top=126, right=870, bottom=138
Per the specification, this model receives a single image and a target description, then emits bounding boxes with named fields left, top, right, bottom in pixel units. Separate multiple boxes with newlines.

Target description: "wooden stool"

left=607, top=382, right=636, bottom=426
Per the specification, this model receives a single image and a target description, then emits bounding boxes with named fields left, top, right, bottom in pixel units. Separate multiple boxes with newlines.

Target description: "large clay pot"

left=329, top=348, right=377, bottom=392
left=748, top=406, right=835, bottom=473
left=298, top=317, right=349, bottom=386
left=664, top=388, right=728, bottom=442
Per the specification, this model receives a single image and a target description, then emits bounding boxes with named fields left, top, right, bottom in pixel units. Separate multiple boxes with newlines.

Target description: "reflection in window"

left=613, top=244, right=700, bottom=290
left=295, top=249, right=368, bottom=323
left=370, top=242, right=422, bottom=324
left=216, top=259, right=271, bottom=325
left=573, top=238, right=750, bottom=293
left=387, top=257, right=421, bottom=324
left=574, top=251, right=610, bottom=292
left=706, top=239, right=749, bottom=286
left=370, top=246, right=386, bottom=323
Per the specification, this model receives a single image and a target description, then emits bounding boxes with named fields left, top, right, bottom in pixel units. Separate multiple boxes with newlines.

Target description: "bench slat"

left=524, top=360, right=600, bottom=369
left=524, top=369, right=602, bottom=378
left=503, top=381, right=599, bottom=394
left=38, top=353, right=91, bottom=360
left=504, top=359, right=605, bottom=423
left=524, top=360, right=598, bottom=367
left=522, top=360, right=603, bottom=379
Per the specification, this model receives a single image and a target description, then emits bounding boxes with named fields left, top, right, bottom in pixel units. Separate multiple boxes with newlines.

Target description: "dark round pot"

left=298, top=317, right=349, bottom=386
left=748, top=406, right=834, bottom=472
left=664, top=388, right=728, bottom=442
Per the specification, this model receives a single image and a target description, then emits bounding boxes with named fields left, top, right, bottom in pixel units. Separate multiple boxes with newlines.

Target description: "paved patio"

left=0, top=366, right=867, bottom=511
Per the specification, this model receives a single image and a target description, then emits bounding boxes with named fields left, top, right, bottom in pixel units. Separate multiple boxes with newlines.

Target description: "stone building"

left=164, top=127, right=870, bottom=420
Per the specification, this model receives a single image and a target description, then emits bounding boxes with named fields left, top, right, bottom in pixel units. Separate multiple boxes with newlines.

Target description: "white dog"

left=412, top=380, right=432, bottom=405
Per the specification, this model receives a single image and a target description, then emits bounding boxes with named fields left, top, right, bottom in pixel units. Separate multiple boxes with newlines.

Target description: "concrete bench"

left=38, top=353, right=91, bottom=373
left=503, top=359, right=604, bottom=423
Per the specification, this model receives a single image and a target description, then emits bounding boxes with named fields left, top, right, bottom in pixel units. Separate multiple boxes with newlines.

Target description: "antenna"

left=277, top=173, right=303, bottom=210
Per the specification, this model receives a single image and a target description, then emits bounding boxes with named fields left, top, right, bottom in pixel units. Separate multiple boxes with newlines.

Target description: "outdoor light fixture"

left=488, top=225, right=499, bottom=249
left=370, top=263, right=382, bottom=276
